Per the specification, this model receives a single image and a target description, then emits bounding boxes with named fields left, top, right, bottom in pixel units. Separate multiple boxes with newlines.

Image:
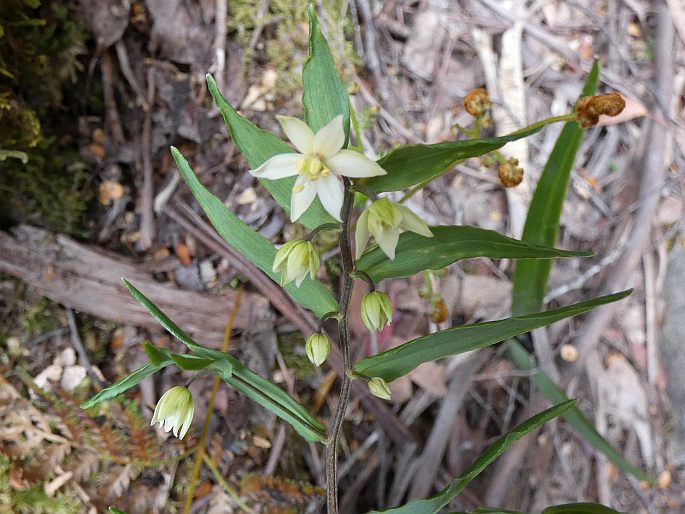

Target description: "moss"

left=0, top=0, right=92, bottom=235
left=0, top=456, right=82, bottom=514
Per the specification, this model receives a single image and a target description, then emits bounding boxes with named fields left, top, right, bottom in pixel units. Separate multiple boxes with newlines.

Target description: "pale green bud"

left=150, top=386, right=194, bottom=439
left=361, top=291, right=393, bottom=332
left=355, top=198, right=433, bottom=260
left=272, top=239, right=320, bottom=287
left=368, top=377, right=391, bottom=400
left=305, top=332, right=331, bottom=366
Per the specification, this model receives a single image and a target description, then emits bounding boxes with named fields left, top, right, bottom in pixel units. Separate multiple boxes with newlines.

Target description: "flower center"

left=297, top=154, right=330, bottom=182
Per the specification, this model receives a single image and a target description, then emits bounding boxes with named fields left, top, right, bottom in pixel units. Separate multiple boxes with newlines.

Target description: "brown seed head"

left=575, top=92, right=626, bottom=128
left=464, top=88, right=491, bottom=117
left=429, top=298, right=449, bottom=324
left=498, top=157, right=524, bottom=188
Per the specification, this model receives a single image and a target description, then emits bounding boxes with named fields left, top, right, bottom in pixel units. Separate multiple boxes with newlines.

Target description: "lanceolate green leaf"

left=365, top=125, right=541, bottom=193
left=356, top=225, right=591, bottom=282
left=542, top=503, right=623, bottom=514
left=123, top=279, right=225, bottom=359
left=511, top=61, right=599, bottom=316
left=354, top=290, right=630, bottom=382
left=302, top=5, right=350, bottom=142
left=508, top=341, right=653, bottom=483
left=221, top=355, right=327, bottom=442
left=119, top=280, right=327, bottom=442
left=172, top=147, right=339, bottom=318
left=81, top=362, right=170, bottom=409
left=206, top=74, right=335, bottom=229
left=369, top=401, right=575, bottom=514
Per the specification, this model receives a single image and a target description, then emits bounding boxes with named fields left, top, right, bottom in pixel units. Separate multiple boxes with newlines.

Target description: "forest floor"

left=1, top=1, right=684, bottom=513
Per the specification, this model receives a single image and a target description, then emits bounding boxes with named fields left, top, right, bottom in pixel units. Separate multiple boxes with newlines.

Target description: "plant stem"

left=326, top=178, right=355, bottom=514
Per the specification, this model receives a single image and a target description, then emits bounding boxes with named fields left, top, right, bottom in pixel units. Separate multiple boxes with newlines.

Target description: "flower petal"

left=376, top=227, right=400, bottom=260
left=396, top=205, right=433, bottom=237
left=355, top=208, right=371, bottom=260
left=290, top=178, right=317, bottom=222
left=326, top=150, right=387, bottom=178
left=316, top=174, right=344, bottom=221
left=313, top=115, right=345, bottom=158
left=250, top=153, right=301, bottom=180
left=276, top=115, right=315, bottom=154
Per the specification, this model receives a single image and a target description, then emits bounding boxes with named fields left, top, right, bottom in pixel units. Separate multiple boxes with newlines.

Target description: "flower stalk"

left=326, top=178, right=355, bottom=514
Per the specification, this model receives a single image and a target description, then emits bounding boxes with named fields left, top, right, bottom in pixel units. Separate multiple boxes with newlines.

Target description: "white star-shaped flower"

left=250, top=115, right=386, bottom=222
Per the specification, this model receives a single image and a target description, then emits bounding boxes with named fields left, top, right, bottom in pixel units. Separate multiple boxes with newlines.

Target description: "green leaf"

left=354, top=290, right=630, bottom=382
left=508, top=340, right=654, bottom=483
left=206, top=74, right=335, bottom=229
left=123, top=279, right=223, bottom=358
left=369, top=400, right=575, bottom=513
left=365, top=125, right=542, bottom=193
left=80, top=362, right=169, bottom=409
left=302, top=5, right=350, bottom=143
left=447, top=510, right=525, bottom=514
left=542, top=503, right=624, bottom=514
left=122, top=280, right=326, bottom=442
left=170, top=353, right=215, bottom=371
left=172, top=147, right=339, bottom=318
left=222, top=355, right=327, bottom=442
left=143, top=341, right=171, bottom=367
left=108, top=509, right=127, bottom=514
left=356, top=225, right=592, bottom=282
left=511, top=61, right=599, bottom=316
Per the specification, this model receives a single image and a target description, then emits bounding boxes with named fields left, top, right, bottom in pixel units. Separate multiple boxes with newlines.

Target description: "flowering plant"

left=83, top=6, right=649, bottom=514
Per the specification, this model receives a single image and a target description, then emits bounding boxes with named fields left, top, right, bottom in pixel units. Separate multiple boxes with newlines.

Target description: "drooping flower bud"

left=150, top=386, right=195, bottom=439
left=463, top=88, right=491, bottom=118
left=368, top=377, right=391, bottom=400
left=272, top=239, right=320, bottom=287
left=361, top=291, right=393, bottom=332
left=305, top=332, right=331, bottom=366
left=498, top=157, right=524, bottom=188
left=575, top=92, right=625, bottom=128
left=355, top=198, right=433, bottom=260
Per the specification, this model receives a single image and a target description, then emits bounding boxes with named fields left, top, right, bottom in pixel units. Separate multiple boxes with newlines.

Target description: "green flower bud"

left=305, top=332, right=331, bottom=366
left=272, top=239, right=320, bottom=287
left=150, top=386, right=194, bottom=439
left=361, top=291, right=393, bottom=332
left=355, top=198, right=432, bottom=260
left=368, top=377, right=391, bottom=400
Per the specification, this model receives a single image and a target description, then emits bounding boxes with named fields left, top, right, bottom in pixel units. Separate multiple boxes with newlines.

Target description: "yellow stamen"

left=293, top=184, right=304, bottom=193
left=297, top=154, right=326, bottom=181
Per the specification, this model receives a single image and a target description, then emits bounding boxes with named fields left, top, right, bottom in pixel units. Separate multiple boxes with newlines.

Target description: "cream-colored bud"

left=305, top=332, right=331, bottom=366
left=361, top=291, right=393, bottom=332
left=272, top=239, right=320, bottom=287
left=368, top=377, right=391, bottom=400
left=150, top=386, right=195, bottom=439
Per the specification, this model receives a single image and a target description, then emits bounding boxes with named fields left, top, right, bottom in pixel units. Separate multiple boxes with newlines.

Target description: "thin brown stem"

left=326, top=178, right=355, bottom=514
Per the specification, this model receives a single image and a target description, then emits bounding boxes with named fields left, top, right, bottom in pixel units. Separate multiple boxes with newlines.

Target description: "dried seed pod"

left=498, top=157, right=524, bottom=188
left=464, top=87, right=491, bottom=117
left=429, top=298, right=449, bottom=324
left=575, top=92, right=626, bottom=128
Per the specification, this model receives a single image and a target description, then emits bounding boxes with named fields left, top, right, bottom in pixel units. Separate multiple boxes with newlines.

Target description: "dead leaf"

left=98, top=180, right=125, bottom=205
left=409, top=362, right=447, bottom=397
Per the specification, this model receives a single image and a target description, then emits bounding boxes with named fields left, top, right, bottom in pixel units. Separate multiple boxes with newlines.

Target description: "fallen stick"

left=0, top=225, right=266, bottom=346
